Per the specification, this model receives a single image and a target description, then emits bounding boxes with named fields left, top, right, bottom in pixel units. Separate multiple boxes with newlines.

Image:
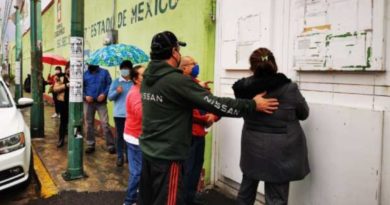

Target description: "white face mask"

left=120, top=69, right=130, bottom=77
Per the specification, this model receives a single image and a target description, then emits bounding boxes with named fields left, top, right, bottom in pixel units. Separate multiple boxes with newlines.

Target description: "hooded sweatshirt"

left=140, top=60, right=256, bottom=161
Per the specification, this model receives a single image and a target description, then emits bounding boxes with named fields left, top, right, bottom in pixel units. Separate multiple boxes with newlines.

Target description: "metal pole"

left=30, top=0, right=44, bottom=138
left=62, top=0, right=85, bottom=181
left=14, top=5, right=23, bottom=100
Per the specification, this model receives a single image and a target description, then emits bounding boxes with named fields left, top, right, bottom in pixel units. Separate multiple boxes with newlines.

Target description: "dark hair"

left=249, top=48, right=278, bottom=77
left=150, top=48, right=173, bottom=60
left=55, top=66, right=62, bottom=71
left=88, top=64, right=99, bottom=70
left=120, top=60, right=133, bottom=69
left=131, top=65, right=143, bottom=84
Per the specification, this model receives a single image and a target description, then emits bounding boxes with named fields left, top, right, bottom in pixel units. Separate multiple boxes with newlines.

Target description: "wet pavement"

left=26, top=188, right=236, bottom=205
left=23, top=103, right=129, bottom=192
left=0, top=175, right=39, bottom=205
left=15, top=98, right=238, bottom=204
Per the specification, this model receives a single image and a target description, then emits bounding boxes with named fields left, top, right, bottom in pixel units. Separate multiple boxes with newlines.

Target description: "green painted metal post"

left=62, top=0, right=85, bottom=181
left=30, top=0, right=44, bottom=138
left=14, top=6, right=23, bottom=101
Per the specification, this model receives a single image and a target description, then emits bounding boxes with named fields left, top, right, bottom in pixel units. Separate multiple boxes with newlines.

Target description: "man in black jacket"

left=139, top=31, right=279, bottom=205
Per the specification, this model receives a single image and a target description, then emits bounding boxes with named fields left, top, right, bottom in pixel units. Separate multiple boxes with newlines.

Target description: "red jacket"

left=192, top=109, right=213, bottom=137
left=124, top=85, right=142, bottom=138
left=191, top=78, right=219, bottom=137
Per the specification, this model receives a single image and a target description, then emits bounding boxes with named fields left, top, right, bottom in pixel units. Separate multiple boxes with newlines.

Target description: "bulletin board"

left=291, top=0, right=385, bottom=71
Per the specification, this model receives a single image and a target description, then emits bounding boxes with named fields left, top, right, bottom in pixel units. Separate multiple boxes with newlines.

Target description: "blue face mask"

left=191, top=64, right=200, bottom=78
left=120, top=69, right=130, bottom=77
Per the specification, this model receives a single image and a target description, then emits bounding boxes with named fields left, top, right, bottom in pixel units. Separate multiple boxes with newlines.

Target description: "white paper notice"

left=69, top=80, right=83, bottom=102
left=70, top=36, right=84, bottom=102
left=70, top=57, right=84, bottom=80
left=15, top=61, right=21, bottom=85
left=70, top=37, right=84, bottom=58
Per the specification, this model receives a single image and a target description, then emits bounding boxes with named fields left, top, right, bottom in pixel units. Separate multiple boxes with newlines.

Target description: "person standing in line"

left=52, top=63, right=70, bottom=148
left=48, top=66, right=63, bottom=118
left=233, top=48, right=310, bottom=205
left=123, top=65, right=145, bottom=205
left=138, top=31, right=279, bottom=205
left=180, top=56, right=219, bottom=205
left=83, top=64, right=115, bottom=154
left=108, top=60, right=133, bottom=167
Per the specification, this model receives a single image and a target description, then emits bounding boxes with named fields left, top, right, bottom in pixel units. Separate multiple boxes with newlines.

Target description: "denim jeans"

left=124, top=142, right=142, bottom=205
left=114, top=117, right=127, bottom=160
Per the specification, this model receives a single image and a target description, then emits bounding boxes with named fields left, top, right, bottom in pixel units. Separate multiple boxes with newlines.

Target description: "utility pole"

left=14, top=5, right=23, bottom=100
left=30, top=0, right=44, bottom=138
left=62, top=0, right=85, bottom=181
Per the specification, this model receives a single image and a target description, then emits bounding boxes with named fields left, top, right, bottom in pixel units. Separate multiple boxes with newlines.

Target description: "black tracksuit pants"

left=237, top=175, right=290, bottom=205
left=139, top=157, right=185, bottom=205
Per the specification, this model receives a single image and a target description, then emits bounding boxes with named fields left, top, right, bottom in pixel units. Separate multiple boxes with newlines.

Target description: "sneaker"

left=57, top=114, right=61, bottom=118
left=51, top=113, right=58, bottom=118
left=85, top=147, right=95, bottom=154
left=116, top=158, right=124, bottom=167
left=108, top=146, right=116, bottom=154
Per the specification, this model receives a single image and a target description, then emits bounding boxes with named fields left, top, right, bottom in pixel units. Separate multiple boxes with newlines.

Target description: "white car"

left=0, top=77, right=34, bottom=191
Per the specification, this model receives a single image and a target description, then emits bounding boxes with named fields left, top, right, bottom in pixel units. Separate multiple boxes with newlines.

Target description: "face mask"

left=191, top=64, right=200, bottom=78
left=88, top=66, right=98, bottom=72
left=120, top=69, right=130, bottom=77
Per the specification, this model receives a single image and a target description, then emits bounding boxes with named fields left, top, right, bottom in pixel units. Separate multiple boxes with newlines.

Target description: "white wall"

left=214, top=0, right=390, bottom=204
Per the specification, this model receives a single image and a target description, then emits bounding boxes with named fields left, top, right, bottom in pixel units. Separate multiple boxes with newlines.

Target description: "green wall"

left=10, top=0, right=217, bottom=184
left=83, top=0, right=216, bottom=183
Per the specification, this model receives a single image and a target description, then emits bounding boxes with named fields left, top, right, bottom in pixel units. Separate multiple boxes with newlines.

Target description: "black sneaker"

left=85, top=147, right=95, bottom=154
left=108, top=146, right=116, bottom=154
left=116, top=158, right=124, bottom=167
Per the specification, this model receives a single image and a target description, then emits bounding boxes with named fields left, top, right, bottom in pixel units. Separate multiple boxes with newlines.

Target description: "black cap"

left=151, top=31, right=186, bottom=52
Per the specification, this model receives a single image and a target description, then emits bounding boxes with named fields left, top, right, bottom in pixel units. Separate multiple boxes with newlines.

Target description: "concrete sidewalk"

left=23, top=102, right=236, bottom=204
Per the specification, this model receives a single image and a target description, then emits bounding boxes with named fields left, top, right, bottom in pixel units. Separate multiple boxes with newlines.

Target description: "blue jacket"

left=83, top=67, right=112, bottom=102
left=108, top=76, right=133, bottom=118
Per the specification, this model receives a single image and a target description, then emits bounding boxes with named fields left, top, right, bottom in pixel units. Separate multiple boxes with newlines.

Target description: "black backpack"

left=24, top=74, right=31, bottom=93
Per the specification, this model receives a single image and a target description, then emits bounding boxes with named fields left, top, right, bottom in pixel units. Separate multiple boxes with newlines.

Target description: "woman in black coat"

left=233, top=48, right=310, bottom=205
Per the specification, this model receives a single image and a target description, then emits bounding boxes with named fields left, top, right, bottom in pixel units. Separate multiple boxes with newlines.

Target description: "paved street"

left=1, top=186, right=235, bottom=205
left=0, top=175, right=39, bottom=205
left=0, top=100, right=237, bottom=205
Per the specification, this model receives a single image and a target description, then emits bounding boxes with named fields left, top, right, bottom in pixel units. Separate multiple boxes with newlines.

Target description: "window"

left=0, top=82, right=12, bottom=108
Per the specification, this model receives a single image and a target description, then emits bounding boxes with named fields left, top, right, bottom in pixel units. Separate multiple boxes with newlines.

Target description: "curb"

left=32, top=146, right=59, bottom=198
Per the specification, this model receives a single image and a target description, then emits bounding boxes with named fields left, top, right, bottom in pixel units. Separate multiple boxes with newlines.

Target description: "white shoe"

left=51, top=113, right=58, bottom=118
left=57, top=114, right=61, bottom=118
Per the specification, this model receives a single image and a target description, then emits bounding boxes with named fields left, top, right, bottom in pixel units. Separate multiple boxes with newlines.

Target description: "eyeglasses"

left=182, top=62, right=196, bottom=67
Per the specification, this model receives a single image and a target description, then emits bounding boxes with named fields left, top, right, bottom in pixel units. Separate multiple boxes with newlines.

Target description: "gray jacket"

left=233, top=74, right=310, bottom=182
